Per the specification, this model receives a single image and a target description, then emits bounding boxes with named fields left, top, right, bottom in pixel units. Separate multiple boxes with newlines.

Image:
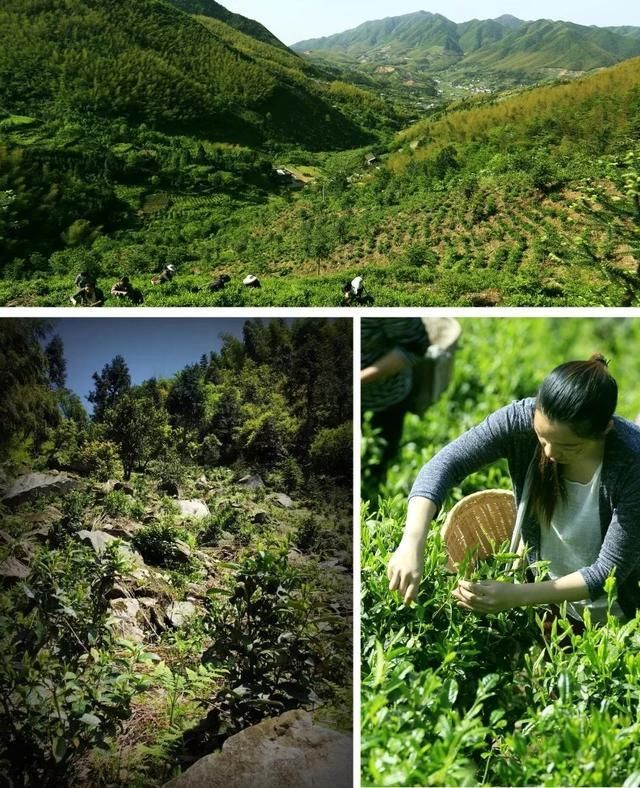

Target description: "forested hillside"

left=0, top=0, right=404, bottom=297
left=0, top=318, right=353, bottom=785
left=0, top=0, right=379, bottom=145
left=167, top=0, right=289, bottom=50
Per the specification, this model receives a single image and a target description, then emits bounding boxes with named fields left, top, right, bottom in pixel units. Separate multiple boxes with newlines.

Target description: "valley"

left=1, top=1, right=639, bottom=306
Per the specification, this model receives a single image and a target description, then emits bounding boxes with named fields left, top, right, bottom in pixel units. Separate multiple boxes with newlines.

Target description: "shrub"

left=202, top=549, right=346, bottom=732
left=132, top=521, right=192, bottom=569
left=51, top=490, right=93, bottom=545
left=102, top=489, right=133, bottom=518
left=196, top=505, right=242, bottom=546
left=79, top=439, right=123, bottom=481
left=101, top=489, right=145, bottom=520
left=0, top=542, right=147, bottom=786
left=295, top=514, right=320, bottom=553
left=269, top=457, right=305, bottom=493
left=147, top=448, right=187, bottom=491
left=309, top=423, right=352, bottom=481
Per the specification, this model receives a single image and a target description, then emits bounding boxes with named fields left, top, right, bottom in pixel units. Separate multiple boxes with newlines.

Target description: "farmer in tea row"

left=388, top=355, right=640, bottom=621
left=70, top=279, right=104, bottom=306
left=361, top=318, right=429, bottom=486
left=111, top=276, right=144, bottom=304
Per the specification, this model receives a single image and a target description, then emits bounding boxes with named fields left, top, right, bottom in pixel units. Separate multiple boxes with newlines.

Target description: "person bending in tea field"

left=151, top=264, right=176, bottom=285
left=110, top=276, right=144, bottom=304
left=69, top=280, right=104, bottom=307
left=361, top=318, right=429, bottom=487
left=388, top=355, right=640, bottom=622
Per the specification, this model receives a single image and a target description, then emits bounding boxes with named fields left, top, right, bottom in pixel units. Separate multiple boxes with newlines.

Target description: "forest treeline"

left=1, top=318, right=353, bottom=486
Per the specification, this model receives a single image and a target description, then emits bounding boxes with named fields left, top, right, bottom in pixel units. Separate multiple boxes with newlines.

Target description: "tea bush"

left=78, top=439, right=123, bottom=481
left=296, top=514, right=321, bottom=553
left=202, top=549, right=347, bottom=733
left=196, top=504, right=247, bottom=546
left=102, top=489, right=143, bottom=519
left=132, top=521, right=193, bottom=570
left=0, top=541, right=147, bottom=786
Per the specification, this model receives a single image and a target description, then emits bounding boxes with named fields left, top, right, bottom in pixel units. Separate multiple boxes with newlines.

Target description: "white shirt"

left=541, top=464, right=623, bottom=623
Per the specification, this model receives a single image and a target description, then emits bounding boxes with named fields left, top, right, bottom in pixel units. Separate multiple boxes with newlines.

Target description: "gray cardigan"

left=409, top=398, right=640, bottom=618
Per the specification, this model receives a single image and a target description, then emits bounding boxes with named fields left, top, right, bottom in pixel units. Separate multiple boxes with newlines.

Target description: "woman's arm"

left=408, top=400, right=530, bottom=510
left=453, top=572, right=589, bottom=613
left=387, top=497, right=438, bottom=603
left=361, top=349, right=411, bottom=385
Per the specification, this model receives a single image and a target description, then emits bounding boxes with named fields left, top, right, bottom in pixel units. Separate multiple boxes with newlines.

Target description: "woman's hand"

left=453, top=579, right=524, bottom=613
left=388, top=539, right=425, bottom=604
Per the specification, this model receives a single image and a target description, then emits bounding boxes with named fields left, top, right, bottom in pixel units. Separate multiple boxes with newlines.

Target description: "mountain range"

left=293, top=12, right=640, bottom=75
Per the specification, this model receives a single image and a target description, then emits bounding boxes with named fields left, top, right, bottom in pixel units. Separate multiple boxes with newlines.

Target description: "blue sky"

left=221, top=0, right=640, bottom=45
left=51, top=318, right=250, bottom=408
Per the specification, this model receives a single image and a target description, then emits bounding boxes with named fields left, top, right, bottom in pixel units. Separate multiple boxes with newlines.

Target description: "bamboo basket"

left=408, top=317, right=462, bottom=415
left=440, top=489, right=516, bottom=571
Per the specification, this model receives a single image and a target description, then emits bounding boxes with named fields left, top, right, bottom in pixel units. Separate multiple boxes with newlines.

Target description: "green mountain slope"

left=293, top=13, right=640, bottom=76
left=0, top=0, right=374, bottom=149
left=294, top=11, right=462, bottom=56
left=605, top=26, right=640, bottom=40
left=464, top=20, right=640, bottom=72
left=166, top=0, right=289, bottom=50
left=456, top=18, right=512, bottom=53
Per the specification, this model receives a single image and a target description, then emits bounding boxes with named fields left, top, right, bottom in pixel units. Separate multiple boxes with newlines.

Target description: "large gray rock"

left=2, top=472, right=81, bottom=506
left=177, top=500, right=210, bottom=519
left=272, top=493, right=295, bottom=509
left=166, top=600, right=197, bottom=628
left=102, top=522, right=141, bottom=541
left=77, top=530, right=144, bottom=567
left=77, top=529, right=117, bottom=554
left=163, top=710, right=352, bottom=788
left=237, top=474, right=264, bottom=490
left=108, top=598, right=146, bottom=642
left=108, top=595, right=167, bottom=641
left=0, top=556, right=30, bottom=580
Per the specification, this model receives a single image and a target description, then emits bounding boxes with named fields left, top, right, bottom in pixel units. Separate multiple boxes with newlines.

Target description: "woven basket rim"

left=442, top=488, right=514, bottom=522
left=422, top=316, right=461, bottom=350
left=440, top=489, right=516, bottom=567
